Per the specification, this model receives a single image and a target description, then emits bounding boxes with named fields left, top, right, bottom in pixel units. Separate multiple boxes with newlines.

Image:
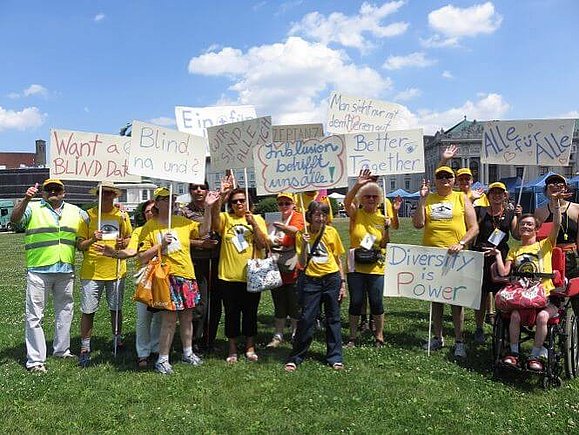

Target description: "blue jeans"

left=347, top=272, right=384, bottom=316
left=287, top=272, right=343, bottom=366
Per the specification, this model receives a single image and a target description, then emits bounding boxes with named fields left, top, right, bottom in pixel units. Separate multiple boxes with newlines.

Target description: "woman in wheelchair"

left=486, top=198, right=562, bottom=372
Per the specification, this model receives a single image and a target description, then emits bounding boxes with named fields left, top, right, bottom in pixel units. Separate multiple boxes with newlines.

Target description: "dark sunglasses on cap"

left=435, top=173, right=454, bottom=180
left=231, top=198, right=246, bottom=204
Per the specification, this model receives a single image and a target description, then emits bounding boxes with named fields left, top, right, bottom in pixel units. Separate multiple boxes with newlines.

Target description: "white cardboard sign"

left=253, top=135, right=348, bottom=196
left=128, top=121, right=206, bottom=184
left=481, top=119, right=575, bottom=166
left=345, top=129, right=424, bottom=176
left=326, top=91, right=405, bottom=134
left=384, top=243, right=483, bottom=310
left=175, top=105, right=257, bottom=156
left=272, top=123, right=324, bottom=142
left=49, top=129, right=140, bottom=182
left=207, top=116, right=272, bottom=171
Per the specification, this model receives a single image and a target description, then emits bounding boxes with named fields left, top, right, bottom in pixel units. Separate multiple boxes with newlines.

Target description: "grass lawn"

left=1, top=218, right=579, bottom=433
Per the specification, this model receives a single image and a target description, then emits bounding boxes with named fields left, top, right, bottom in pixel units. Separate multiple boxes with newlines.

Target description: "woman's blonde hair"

left=356, top=182, right=384, bottom=206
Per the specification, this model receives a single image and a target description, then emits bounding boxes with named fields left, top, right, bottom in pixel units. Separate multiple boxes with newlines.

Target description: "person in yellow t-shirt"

left=76, top=182, right=132, bottom=366
left=137, top=187, right=215, bottom=375
left=344, top=169, right=394, bottom=348
left=439, top=144, right=487, bottom=205
left=96, top=199, right=161, bottom=369
left=212, top=187, right=269, bottom=364
left=490, top=203, right=562, bottom=372
left=413, top=166, right=479, bottom=359
left=284, top=201, right=346, bottom=372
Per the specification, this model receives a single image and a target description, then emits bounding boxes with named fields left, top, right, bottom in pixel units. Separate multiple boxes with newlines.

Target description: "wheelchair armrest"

left=566, top=278, right=579, bottom=298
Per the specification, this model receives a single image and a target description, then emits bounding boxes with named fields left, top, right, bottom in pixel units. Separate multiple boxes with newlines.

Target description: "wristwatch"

left=458, top=240, right=466, bottom=247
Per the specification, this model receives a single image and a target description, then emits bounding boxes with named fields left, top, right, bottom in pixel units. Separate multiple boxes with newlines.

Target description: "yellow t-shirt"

left=218, top=212, right=268, bottom=282
left=472, top=193, right=490, bottom=207
left=79, top=207, right=133, bottom=280
left=296, top=225, right=344, bottom=278
left=138, top=215, right=199, bottom=280
left=506, top=238, right=554, bottom=293
left=422, top=191, right=467, bottom=248
left=349, top=209, right=386, bottom=274
left=127, top=226, right=143, bottom=252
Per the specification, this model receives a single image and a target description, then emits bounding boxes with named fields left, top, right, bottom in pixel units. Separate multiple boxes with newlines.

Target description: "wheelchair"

left=491, top=247, right=579, bottom=388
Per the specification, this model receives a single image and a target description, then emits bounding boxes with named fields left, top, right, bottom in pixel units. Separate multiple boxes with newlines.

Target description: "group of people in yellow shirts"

left=13, top=149, right=575, bottom=374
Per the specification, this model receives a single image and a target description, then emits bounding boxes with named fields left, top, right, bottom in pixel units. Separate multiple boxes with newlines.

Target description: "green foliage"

left=328, top=197, right=339, bottom=215
left=254, top=196, right=278, bottom=214
left=1, top=219, right=579, bottom=433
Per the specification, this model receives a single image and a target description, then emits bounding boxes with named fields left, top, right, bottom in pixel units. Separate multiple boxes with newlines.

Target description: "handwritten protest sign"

left=272, top=123, right=324, bottom=142
left=175, top=105, right=257, bottom=156
left=326, top=91, right=406, bottom=134
left=128, top=121, right=205, bottom=184
left=384, top=243, right=483, bottom=309
left=345, top=129, right=424, bottom=176
left=49, top=129, right=140, bottom=182
left=207, top=116, right=272, bottom=171
left=481, top=119, right=575, bottom=166
left=253, top=135, right=348, bottom=196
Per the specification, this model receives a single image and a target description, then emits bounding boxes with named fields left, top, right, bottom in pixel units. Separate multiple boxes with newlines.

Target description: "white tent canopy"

left=328, top=192, right=345, bottom=199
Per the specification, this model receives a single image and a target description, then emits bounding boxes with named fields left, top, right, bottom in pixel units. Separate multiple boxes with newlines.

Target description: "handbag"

left=136, top=246, right=173, bottom=310
left=353, top=247, right=381, bottom=264
left=495, top=278, right=548, bottom=311
left=247, top=253, right=283, bottom=293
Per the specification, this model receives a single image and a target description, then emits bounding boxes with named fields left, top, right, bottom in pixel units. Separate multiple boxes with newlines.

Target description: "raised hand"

left=419, top=179, right=430, bottom=198
left=393, top=195, right=402, bottom=211
left=442, top=144, right=458, bottom=161
left=25, top=183, right=39, bottom=200
left=356, top=169, right=375, bottom=186
left=205, top=190, right=221, bottom=207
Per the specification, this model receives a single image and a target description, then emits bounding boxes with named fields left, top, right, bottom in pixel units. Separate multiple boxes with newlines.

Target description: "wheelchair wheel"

left=564, top=307, right=579, bottom=378
left=544, top=325, right=563, bottom=389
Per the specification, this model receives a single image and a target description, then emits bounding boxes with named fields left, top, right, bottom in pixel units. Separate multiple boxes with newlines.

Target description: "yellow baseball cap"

left=435, top=166, right=454, bottom=176
left=456, top=168, right=473, bottom=178
left=154, top=187, right=171, bottom=198
left=42, top=178, right=64, bottom=188
left=487, top=182, right=506, bottom=192
left=277, top=192, right=294, bottom=202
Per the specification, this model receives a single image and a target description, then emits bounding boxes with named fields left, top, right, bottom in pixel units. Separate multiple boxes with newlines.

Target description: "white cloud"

left=383, top=52, right=436, bottom=70
left=425, top=2, right=502, bottom=47
left=556, top=110, right=579, bottom=119
left=442, top=70, right=454, bottom=79
left=414, top=93, right=510, bottom=134
left=0, top=106, right=46, bottom=132
left=289, top=1, right=408, bottom=51
left=23, top=84, right=48, bottom=97
left=394, top=87, right=421, bottom=102
left=94, top=13, right=105, bottom=22
left=188, top=36, right=393, bottom=124
left=149, top=116, right=176, bottom=127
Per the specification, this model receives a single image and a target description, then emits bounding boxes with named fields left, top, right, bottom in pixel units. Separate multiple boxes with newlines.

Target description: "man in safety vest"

left=11, top=178, right=86, bottom=373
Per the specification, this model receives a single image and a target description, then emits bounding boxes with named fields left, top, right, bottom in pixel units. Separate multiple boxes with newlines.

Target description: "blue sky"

left=1, top=0, right=578, bottom=152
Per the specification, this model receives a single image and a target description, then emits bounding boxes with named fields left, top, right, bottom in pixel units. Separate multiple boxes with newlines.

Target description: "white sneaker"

left=182, top=353, right=203, bottom=366
left=423, top=337, right=444, bottom=351
left=454, top=342, right=467, bottom=358
left=155, top=360, right=173, bottom=375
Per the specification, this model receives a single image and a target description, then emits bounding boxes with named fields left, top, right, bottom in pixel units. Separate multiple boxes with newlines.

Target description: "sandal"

left=245, top=351, right=259, bottom=362
left=527, top=357, right=544, bottom=372
left=332, top=362, right=344, bottom=371
left=136, top=357, right=148, bottom=369
left=284, top=362, right=297, bottom=372
left=501, top=354, right=520, bottom=368
left=226, top=354, right=238, bottom=364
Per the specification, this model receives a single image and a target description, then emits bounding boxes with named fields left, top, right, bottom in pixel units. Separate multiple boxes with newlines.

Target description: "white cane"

left=113, top=209, right=126, bottom=357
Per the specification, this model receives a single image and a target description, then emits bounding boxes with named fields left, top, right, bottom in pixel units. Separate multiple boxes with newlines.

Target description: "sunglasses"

left=231, top=198, right=246, bottom=204
left=44, top=185, right=63, bottom=192
left=547, top=182, right=566, bottom=188
left=190, top=185, right=207, bottom=191
left=277, top=201, right=292, bottom=206
left=363, top=194, right=379, bottom=199
left=435, top=173, right=454, bottom=180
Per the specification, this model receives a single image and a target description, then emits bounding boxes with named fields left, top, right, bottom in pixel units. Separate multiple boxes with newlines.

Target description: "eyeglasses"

left=435, top=173, right=454, bottom=180
left=231, top=198, right=246, bottom=204
left=190, top=185, right=206, bottom=191
left=277, top=201, right=292, bottom=206
left=363, top=195, right=379, bottom=199
left=44, top=185, right=63, bottom=193
left=547, top=182, right=566, bottom=189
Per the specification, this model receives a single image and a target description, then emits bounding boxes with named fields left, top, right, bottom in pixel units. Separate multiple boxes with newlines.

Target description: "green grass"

left=1, top=218, right=579, bottom=433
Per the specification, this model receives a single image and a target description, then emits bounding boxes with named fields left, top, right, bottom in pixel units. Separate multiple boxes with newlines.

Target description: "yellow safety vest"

left=24, top=202, right=81, bottom=268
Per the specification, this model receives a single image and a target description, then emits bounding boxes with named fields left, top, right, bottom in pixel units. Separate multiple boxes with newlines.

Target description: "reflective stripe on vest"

left=25, top=202, right=81, bottom=268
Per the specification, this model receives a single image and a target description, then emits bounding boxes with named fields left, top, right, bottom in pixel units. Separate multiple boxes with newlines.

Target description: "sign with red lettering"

left=50, top=129, right=141, bottom=182
left=384, top=243, right=483, bottom=309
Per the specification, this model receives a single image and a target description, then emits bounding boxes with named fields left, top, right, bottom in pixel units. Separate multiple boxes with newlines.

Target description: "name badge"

left=488, top=229, right=506, bottom=246
left=360, top=233, right=377, bottom=250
